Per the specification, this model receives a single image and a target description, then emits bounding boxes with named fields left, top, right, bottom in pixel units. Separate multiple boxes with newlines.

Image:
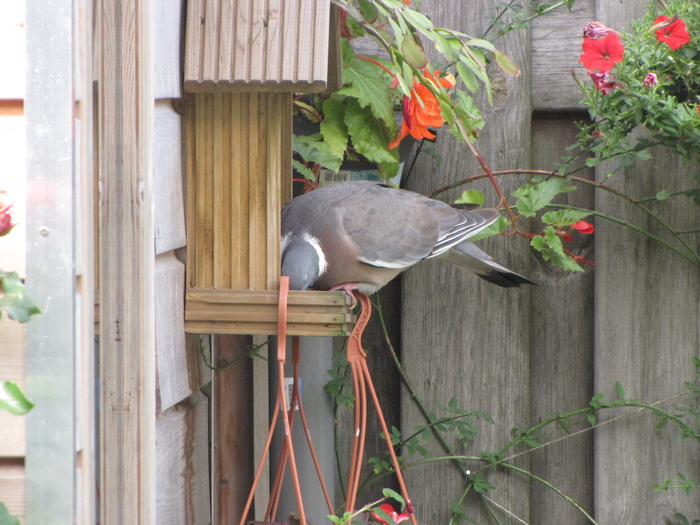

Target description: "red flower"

left=653, top=16, right=690, bottom=50
left=579, top=33, right=625, bottom=72
left=572, top=220, right=594, bottom=234
left=0, top=203, right=14, bottom=237
left=389, top=70, right=455, bottom=150
left=588, top=71, right=623, bottom=95
left=372, top=503, right=410, bottom=524
left=561, top=232, right=574, bottom=243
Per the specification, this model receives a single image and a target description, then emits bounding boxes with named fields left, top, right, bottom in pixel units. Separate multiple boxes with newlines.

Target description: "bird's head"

left=281, top=237, right=323, bottom=291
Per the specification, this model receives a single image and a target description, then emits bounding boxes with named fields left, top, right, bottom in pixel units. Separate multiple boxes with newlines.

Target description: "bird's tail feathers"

left=440, top=240, right=537, bottom=288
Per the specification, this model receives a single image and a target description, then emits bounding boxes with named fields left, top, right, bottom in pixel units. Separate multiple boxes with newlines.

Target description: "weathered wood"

left=153, top=0, right=184, bottom=99
left=154, top=101, right=187, bottom=255
left=98, top=0, right=156, bottom=522
left=213, top=335, right=255, bottom=524
left=155, top=253, right=189, bottom=412
left=529, top=114, right=594, bottom=523
left=184, top=0, right=331, bottom=92
left=401, top=3, right=532, bottom=523
left=531, top=0, right=595, bottom=111
left=156, top=391, right=211, bottom=525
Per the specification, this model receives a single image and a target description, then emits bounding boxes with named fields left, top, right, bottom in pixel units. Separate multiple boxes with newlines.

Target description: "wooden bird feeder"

left=183, top=0, right=352, bottom=336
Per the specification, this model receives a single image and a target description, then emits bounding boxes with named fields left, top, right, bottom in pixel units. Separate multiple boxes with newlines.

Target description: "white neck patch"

left=281, top=232, right=328, bottom=276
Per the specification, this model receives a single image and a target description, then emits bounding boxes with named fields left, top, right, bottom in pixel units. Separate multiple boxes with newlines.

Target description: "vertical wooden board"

left=531, top=0, right=595, bottom=110
left=98, top=0, right=155, bottom=521
left=185, top=93, right=198, bottom=288
left=154, top=100, right=187, bottom=255
left=0, top=320, right=26, bottom=457
left=593, top=3, right=700, bottom=523
left=401, top=3, right=532, bottom=523
left=217, top=0, right=234, bottom=82
left=213, top=335, right=254, bottom=524
left=529, top=115, right=595, bottom=523
left=153, top=0, right=184, bottom=99
left=184, top=0, right=203, bottom=83
left=194, top=94, right=215, bottom=287
left=594, top=154, right=700, bottom=522
left=233, top=0, right=253, bottom=81
left=213, top=93, right=232, bottom=287
left=202, top=0, right=221, bottom=83
left=155, top=252, right=190, bottom=412
left=247, top=94, right=266, bottom=289
left=156, top=391, right=211, bottom=525
left=229, top=93, right=249, bottom=288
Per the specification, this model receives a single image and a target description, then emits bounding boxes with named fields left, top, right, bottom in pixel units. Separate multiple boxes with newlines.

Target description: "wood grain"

left=155, top=253, right=190, bottom=413
left=154, top=101, right=187, bottom=255
left=184, top=0, right=330, bottom=92
left=401, top=2, right=532, bottom=523
left=531, top=0, right=595, bottom=110
left=98, top=0, right=156, bottom=521
left=529, top=115, right=594, bottom=523
left=156, top=391, right=211, bottom=525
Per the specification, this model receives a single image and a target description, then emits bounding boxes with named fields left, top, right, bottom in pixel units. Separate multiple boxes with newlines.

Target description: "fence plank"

left=401, top=3, right=533, bottom=523
left=531, top=0, right=595, bottom=110
left=529, top=115, right=595, bottom=523
left=592, top=2, right=700, bottom=522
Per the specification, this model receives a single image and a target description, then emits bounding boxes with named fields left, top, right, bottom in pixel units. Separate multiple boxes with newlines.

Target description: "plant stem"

left=372, top=295, right=471, bottom=478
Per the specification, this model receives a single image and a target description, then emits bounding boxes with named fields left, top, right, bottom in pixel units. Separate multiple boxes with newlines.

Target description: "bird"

left=281, top=180, right=535, bottom=294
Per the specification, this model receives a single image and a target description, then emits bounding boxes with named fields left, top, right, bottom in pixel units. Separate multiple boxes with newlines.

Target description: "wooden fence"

left=391, top=1, right=700, bottom=524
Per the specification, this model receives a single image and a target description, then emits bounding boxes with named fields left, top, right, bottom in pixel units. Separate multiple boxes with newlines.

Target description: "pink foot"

left=329, top=282, right=361, bottom=308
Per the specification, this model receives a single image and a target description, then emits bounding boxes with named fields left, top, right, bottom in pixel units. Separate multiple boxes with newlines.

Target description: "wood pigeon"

left=281, top=181, right=535, bottom=294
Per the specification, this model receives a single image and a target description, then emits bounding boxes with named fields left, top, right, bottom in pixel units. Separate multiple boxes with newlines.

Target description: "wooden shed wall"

left=398, top=1, right=700, bottom=524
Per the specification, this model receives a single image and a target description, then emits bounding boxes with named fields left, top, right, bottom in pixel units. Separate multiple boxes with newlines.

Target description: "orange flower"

left=389, top=70, right=454, bottom=149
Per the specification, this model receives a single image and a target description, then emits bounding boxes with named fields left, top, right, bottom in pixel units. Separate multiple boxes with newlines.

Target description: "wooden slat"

left=186, top=92, right=290, bottom=295
left=98, top=0, right=155, bottom=521
left=184, top=288, right=354, bottom=336
left=531, top=0, right=595, bottom=110
left=213, top=335, right=254, bottom=524
left=156, top=391, right=211, bottom=525
left=401, top=2, right=533, bottom=522
left=184, top=0, right=330, bottom=92
left=530, top=115, right=594, bottom=523
left=593, top=7, right=700, bottom=521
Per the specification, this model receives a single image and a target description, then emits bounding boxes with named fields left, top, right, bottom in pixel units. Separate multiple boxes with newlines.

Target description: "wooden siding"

left=184, top=0, right=332, bottom=92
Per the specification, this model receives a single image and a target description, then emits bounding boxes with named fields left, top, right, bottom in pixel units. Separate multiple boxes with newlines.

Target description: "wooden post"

left=98, top=0, right=156, bottom=522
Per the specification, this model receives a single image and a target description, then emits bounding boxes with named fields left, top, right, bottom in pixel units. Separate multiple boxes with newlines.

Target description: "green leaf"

left=357, top=0, right=378, bottom=22
left=469, top=216, right=509, bottom=241
left=382, top=488, right=406, bottom=509
left=656, top=189, right=672, bottom=201
left=530, top=226, right=584, bottom=272
left=0, top=271, right=24, bottom=295
left=292, top=159, right=317, bottom=181
left=345, top=99, right=398, bottom=165
left=292, top=134, right=342, bottom=172
left=455, top=190, right=485, bottom=206
left=0, top=502, right=20, bottom=525
left=541, top=209, right=592, bottom=227
left=320, top=97, right=349, bottom=159
left=456, top=61, right=478, bottom=93
left=466, top=38, right=496, bottom=53
left=587, top=412, right=596, bottom=426
left=512, top=178, right=576, bottom=217
left=494, top=50, right=521, bottom=77
left=339, top=40, right=395, bottom=128
left=401, top=35, right=428, bottom=69
left=0, top=381, right=34, bottom=415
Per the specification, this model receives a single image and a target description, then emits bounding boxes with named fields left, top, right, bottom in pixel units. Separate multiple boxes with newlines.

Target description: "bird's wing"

left=333, top=182, right=497, bottom=269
